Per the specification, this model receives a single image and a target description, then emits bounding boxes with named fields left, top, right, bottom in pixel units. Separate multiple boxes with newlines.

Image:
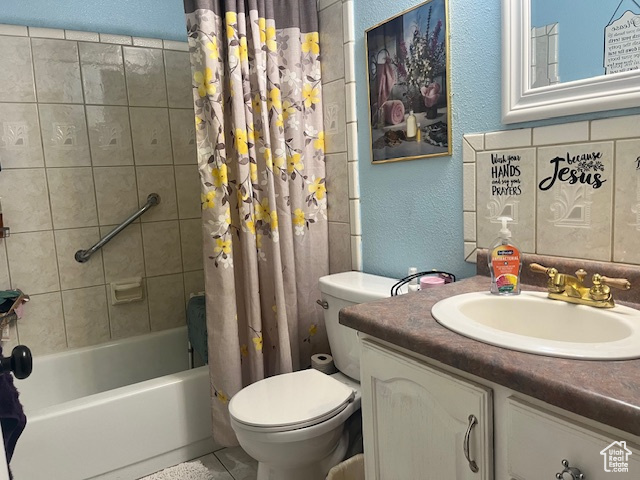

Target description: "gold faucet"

left=529, top=263, right=631, bottom=308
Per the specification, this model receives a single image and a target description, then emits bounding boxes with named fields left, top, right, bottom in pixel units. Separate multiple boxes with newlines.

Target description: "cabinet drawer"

left=507, top=397, right=640, bottom=479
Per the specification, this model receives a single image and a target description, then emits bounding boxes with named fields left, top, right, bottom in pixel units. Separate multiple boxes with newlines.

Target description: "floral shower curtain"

left=184, top=0, right=329, bottom=444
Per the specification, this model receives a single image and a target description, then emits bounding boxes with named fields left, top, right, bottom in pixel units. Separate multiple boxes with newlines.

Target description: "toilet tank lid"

left=319, top=272, right=398, bottom=304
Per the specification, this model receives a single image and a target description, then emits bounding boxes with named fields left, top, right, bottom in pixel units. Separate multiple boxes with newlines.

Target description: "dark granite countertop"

left=340, top=274, right=640, bottom=436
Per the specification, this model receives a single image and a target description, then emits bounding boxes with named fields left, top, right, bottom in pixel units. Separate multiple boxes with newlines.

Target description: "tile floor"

left=142, top=447, right=258, bottom=480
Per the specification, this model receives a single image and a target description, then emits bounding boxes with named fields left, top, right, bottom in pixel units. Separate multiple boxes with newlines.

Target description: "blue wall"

left=355, top=0, right=640, bottom=280
left=0, top=0, right=187, bottom=41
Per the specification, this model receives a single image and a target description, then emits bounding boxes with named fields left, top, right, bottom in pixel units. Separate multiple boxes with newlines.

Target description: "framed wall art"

left=366, top=0, right=451, bottom=163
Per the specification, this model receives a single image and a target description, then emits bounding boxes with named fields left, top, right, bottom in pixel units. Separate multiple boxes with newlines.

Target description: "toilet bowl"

left=228, top=272, right=398, bottom=480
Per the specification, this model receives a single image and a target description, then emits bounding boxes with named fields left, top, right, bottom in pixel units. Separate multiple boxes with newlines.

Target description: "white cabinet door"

left=360, top=339, right=493, bottom=480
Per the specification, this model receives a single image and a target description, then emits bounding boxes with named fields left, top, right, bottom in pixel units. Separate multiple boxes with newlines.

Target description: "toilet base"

left=255, top=429, right=349, bottom=480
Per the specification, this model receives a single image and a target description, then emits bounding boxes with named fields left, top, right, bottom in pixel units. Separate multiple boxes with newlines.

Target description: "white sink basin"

left=431, top=291, right=640, bottom=360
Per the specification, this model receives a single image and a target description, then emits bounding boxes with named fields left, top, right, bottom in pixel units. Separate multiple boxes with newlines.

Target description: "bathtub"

left=10, top=327, right=217, bottom=480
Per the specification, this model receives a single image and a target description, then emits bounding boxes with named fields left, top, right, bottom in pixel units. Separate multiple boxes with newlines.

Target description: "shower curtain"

left=183, top=0, right=329, bottom=444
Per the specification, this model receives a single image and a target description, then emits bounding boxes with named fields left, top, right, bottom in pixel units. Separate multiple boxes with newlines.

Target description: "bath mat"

left=140, top=461, right=215, bottom=480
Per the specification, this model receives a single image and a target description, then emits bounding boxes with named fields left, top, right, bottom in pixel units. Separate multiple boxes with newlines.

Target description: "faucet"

left=530, top=263, right=630, bottom=308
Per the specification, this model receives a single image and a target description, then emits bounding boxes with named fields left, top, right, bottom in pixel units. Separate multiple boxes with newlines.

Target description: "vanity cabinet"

left=360, top=339, right=494, bottom=480
left=360, top=338, right=640, bottom=480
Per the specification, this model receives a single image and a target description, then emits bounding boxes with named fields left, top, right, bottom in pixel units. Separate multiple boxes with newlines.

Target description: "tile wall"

left=463, top=117, right=640, bottom=266
left=0, top=25, right=203, bottom=356
left=319, top=0, right=362, bottom=273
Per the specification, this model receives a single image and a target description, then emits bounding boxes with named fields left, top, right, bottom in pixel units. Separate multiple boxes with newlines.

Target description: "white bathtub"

left=10, top=327, right=217, bottom=480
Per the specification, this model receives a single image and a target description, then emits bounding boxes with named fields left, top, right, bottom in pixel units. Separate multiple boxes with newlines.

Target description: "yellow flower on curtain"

left=309, top=324, right=318, bottom=336
left=247, top=124, right=255, bottom=143
left=245, top=215, right=256, bottom=234
left=293, top=208, right=305, bottom=226
left=282, top=100, right=296, bottom=120
left=263, top=148, right=273, bottom=169
left=314, top=131, right=325, bottom=152
left=287, top=153, right=303, bottom=173
left=308, top=177, right=326, bottom=200
left=238, top=36, right=249, bottom=63
left=255, top=198, right=270, bottom=222
left=234, top=128, right=249, bottom=155
left=214, top=238, right=232, bottom=255
left=301, top=32, right=320, bottom=55
left=237, top=187, right=250, bottom=206
left=250, top=162, right=258, bottom=183
left=270, top=210, right=278, bottom=230
left=302, top=83, right=320, bottom=108
left=274, top=154, right=285, bottom=169
left=206, top=38, right=218, bottom=60
left=216, top=390, right=229, bottom=404
left=194, top=68, right=216, bottom=97
left=267, top=87, right=282, bottom=111
left=212, top=163, right=228, bottom=187
left=240, top=344, right=249, bottom=358
left=225, top=11, right=237, bottom=39
left=201, top=191, right=216, bottom=209
left=252, top=93, right=262, bottom=114
left=253, top=335, right=263, bottom=351
left=256, top=233, right=263, bottom=249
left=275, top=114, right=284, bottom=128
left=265, top=26, right=277, bottom=52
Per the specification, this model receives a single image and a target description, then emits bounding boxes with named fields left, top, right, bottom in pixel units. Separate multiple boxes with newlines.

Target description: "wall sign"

left=490, top=153, right=522, bottom=196
left=605, top=9, right=640, bottom=75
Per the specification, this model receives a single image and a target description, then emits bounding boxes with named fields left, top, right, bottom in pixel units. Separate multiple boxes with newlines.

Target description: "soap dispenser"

left=488, top=216, right=521, bottom=295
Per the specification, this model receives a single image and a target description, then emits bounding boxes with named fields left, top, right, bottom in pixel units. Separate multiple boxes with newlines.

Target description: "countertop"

left=339, top=275, right=640, bottom=436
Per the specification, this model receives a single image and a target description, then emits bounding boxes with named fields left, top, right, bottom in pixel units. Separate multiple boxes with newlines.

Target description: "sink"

left=431, top=291, right=640, bottom=360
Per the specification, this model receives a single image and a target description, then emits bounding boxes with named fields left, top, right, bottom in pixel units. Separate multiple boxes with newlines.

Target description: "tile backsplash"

left=463, top=117, right=640, bottom=267
left=0, top=26, right=202, bottom=356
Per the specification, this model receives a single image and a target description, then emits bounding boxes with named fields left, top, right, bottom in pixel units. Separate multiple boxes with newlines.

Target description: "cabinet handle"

left=555, top=459, right=585, bottom=479
left=463, top=414, right=479, bottom=473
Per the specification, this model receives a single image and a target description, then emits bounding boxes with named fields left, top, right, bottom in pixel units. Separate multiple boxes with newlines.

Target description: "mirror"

left=502, top=0, right=640, bottom=123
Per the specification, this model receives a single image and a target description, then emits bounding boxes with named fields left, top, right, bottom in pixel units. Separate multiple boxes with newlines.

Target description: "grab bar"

left=75, top=193, right=160, bottom=263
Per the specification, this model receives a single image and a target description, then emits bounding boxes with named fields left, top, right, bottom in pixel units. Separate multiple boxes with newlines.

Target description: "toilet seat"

left=229, top=369, right=356, bottom=433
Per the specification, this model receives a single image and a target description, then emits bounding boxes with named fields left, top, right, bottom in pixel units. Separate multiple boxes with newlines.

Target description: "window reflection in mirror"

left=531, top=0, right=640, bottom=88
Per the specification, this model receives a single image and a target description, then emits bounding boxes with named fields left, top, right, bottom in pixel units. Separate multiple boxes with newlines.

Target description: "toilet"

left=228, top=271, right=398, bottom=480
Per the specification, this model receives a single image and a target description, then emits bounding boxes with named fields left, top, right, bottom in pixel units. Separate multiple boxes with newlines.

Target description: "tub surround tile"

left=351, top=234, right=362, bottom=272
left=86, top=105, right=134, bottom=166
left=99, top=33, right=132, bottom=45
left=328, top=222, right=351, bottom=274
left=6, top=231, right=60, bottom=294
left=533, top=121, right=589, bottom=146
left=183, top=270, right=204, bottom=300
left=123, top=47, right=168, bottom=107
left=78, top=43, right=127, bottom=106
left=0, top=37, right=35, bottom=102
left=348, top=160, right=360, bottom=199
left=174, top=165, right=202, bottom=219
left=147, top=273, right=186, bottom=331
left=484, top=128, right=531, bottom=150
left=476, top=148, right=536, bottom=252
left=28, top=27, right=64, bottom=39
left=63, top=285, right=110, bottom=348
left=345, top=82, right=356, bottom=124
left=130, top=107, right=173, bottom=165
left=319, top=1, right=345, bottom=83
left=591, top=114, right=640, bottom=141
left=180, top=219, right=203, bottom=272
left=165, top=51, right=193, bottom=109
left=613, top=139, right=640, bottom=263
left=93, top=166, right=138, bottom=225
left=39, top=104, right=91, bottom=167
left=142, top=221, right=183, bottom=277
left=0, top=103, right=45, bottom=168
left=64, top=30, right=99, bottom=42
left=16, top=291, right=67, bottom=355
left=47, top=167, right=98, bottom=229
left=132, top=37, right=163, bottom=49
left=344, top=42, right=355, bottom=84
left=107, top=282, right=150, bottom=339
left=343, top=1, right=355, bottom=43
left=0, top=24, right=28, bottom=36
left=55, top=228, right=105, bottom=290
left=536, top=142, right=614, bottom=261
left=31, top=39, right=84, bottom=104
left=322, top=79, right=347, bottom=154
left=318, top=0, right=341, bottom=11
left=346, top=122, right=358, bottom=162
left=0, top=169, right=52, bottom=233
left=463, top=163, right=476, bottom=211
left=349, top=199, right=361, bottom=235
left=0, top=245, right=9, bottom=288
left=169, top=109, right=197, bottom=164
left=326, top=153, right=349, bottom=223
left=162, top=40, right=189, bottom=52
left=100, top=224, right=145, bottom=283
left=136, top=166, right=179, bottom=222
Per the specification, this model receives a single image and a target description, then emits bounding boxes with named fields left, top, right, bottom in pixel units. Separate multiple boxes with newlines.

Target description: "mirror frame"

left=502, top=0, right=640, bottom=124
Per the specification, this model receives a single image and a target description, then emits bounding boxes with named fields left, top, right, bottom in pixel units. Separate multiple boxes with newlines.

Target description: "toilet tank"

left=318, top=272, right=398, bottom=381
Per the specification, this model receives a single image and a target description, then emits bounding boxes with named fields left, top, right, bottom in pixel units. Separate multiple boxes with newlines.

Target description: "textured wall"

left=0, top=0, right=187, bottom=41
left=354, top=0, right=640, bottom=280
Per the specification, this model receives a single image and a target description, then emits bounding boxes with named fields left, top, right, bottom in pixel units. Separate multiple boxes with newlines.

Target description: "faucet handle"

left=575, top=269, right=587, bottom=284
left=599, top=274, right=631, bottom=290
left=530, top=263, right=554, bottom=276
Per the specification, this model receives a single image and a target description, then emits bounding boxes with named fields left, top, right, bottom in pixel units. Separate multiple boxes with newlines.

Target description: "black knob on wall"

left=1, top=345, right=32, bottom=380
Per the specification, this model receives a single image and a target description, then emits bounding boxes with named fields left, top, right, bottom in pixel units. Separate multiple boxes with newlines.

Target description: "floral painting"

left=366, top=0, right=451, bottom=163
